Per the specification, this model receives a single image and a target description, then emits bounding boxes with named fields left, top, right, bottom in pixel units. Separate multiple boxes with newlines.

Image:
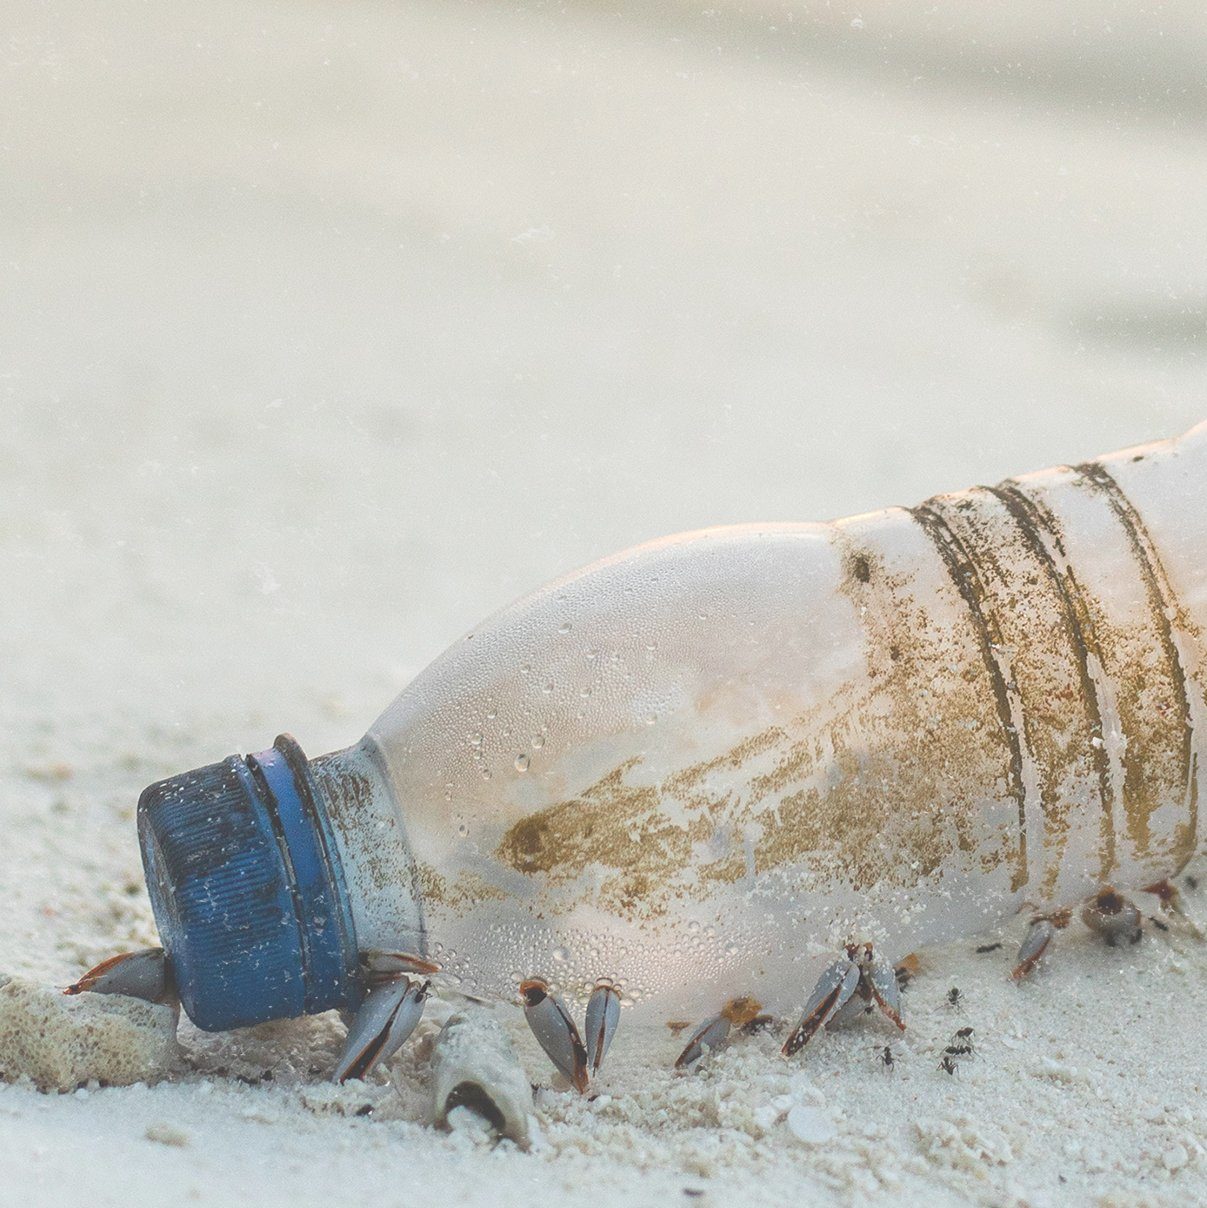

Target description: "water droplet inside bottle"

left=514, top=753, right=530, bottom=773
left=551, top=946, right=569, bottom=963
left=457, top=822, right=469, bottom=838
left=558, top=621, right=572, bottom=634
left=532, top=734, right=545, bottom=750
left=542, top=681, right=554, bottom=694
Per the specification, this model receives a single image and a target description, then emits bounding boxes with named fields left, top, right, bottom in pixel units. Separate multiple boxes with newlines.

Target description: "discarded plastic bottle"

left=138, top=422, right=1207, bottom=1033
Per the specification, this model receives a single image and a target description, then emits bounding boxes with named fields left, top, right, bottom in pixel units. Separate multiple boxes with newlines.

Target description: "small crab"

left=1011, top=879, right=1194, bottom=981
left=672, top=943, right=905, bottom=1071
left=60, top=870, right=1198, bottom=1096
left=782, top=943, right=905, bottom=1057
left=674, top=994, right=768, bottom=1070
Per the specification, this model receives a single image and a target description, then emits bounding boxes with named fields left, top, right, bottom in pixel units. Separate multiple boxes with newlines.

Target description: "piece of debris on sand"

left=0, top=972, right=178, bottom=1091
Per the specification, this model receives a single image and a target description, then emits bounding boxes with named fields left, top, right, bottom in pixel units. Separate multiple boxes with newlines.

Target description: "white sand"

left=2, top=1, right=1206, bottom=1204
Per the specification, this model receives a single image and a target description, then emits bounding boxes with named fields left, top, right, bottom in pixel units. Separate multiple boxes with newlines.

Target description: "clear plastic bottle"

left=138, top=422, right=1207, bottom=1032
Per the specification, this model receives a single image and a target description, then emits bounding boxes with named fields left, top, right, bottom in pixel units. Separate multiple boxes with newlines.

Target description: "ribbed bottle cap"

left=137, top=735, right=358, bottom=1032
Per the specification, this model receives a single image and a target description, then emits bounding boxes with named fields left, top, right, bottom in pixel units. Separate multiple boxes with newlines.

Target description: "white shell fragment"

left=0, top=972, right=178, bottom=1091
left=786, top=1104, right=837, bottom=1146
left=430, top=1009, right=534, bottom=1149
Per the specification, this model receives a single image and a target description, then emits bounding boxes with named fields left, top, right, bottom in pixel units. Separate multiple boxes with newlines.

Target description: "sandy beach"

left=2, top=2, right=1205, bottom=1204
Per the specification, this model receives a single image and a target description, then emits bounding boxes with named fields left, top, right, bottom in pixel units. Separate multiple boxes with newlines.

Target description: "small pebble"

left=446, top=1105, right=495, bottom=1139
left=1163, top=1145, right=1189, bottom=1172
left=786, top=1104, right=836, bottom=1145
left=145, top=1123, right=190, bottom=1147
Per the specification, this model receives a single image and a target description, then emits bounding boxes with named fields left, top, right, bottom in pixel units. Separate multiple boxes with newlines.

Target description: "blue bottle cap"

left=137, top=734, right=359, bottom=1031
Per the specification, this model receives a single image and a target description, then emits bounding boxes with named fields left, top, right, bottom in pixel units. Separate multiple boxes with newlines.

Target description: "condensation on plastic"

left=313, top=423, right=1207, bottom=1023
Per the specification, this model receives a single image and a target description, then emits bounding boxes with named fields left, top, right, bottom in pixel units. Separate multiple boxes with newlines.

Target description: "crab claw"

left=333, top=976, right=429, bottom=1083
left=520, top=978, right=589, bottom=1093
left=1012, top=917, right=1056, bottom=981
left=782, top=950, right=862, bottom=1057
left=584, top=980, right=621, bottom=1076
left=1080, top=888, right=1142, bottom=946
left=64, top=947, right=177, bottom=1010
left=360, top=949, right=441, bottom=987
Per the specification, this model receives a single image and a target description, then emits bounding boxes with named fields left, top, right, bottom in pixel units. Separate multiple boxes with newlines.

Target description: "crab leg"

left=519, top=977, right=589, bottom=1093
left=584, top=980, right=621, bottom=1076
left=673, top=995, right=766, bottom=1070
left=1012, top=917, right=1057, bottom=981
left=1142, top=878, right=1184, bottom=914
left=360, top=949, right=441, bottom=985
left=1141, top=878, right=1204, bottom=937
left=64, top=947, right=177, bottom=1012
left=674, top=1012, right=732, bottom=1070
left=782, top=953, right=862, bottom=1057
left=823, top=984, right=872, bottom=1030
left=333, top=976, right=429, bottom=1083
left=864, top=951, right=906, bottom=1031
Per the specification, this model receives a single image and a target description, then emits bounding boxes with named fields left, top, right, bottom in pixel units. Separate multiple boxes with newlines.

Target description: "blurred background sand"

left=2, top=3, right=1205, bottom=1204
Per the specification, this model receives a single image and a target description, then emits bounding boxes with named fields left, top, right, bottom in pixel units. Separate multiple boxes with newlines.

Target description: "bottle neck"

left=308, top=738, right=427, bottom=963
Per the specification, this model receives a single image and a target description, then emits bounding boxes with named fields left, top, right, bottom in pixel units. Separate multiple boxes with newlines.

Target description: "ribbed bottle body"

left=338, top=424, right=1206, bottom=1022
